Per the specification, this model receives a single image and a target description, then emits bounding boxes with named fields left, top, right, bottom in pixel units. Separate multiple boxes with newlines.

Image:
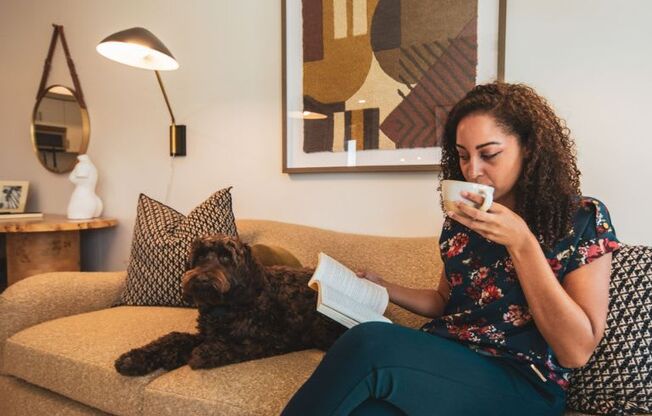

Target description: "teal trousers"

left=282, top=322, right=565, bottom=416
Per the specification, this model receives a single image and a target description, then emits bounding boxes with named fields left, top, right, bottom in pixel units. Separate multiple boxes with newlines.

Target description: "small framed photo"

left=282, top=0, right=506, bottom=173
left=0, top=181, right=30, bottom=213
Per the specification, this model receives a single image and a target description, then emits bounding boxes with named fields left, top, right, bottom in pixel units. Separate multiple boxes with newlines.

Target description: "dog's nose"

left=193, top=274, right=216, bottom=289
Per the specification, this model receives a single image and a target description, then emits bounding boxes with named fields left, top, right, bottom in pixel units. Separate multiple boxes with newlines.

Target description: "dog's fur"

left=115, top=235, right=344, bottom=376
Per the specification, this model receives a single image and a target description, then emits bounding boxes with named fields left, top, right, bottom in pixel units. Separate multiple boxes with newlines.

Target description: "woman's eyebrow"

left=456, top=141, right=502, bottom=151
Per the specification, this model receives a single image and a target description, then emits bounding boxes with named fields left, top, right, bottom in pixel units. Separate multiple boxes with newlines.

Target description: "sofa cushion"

left=4, top=306, right=197, bottom=415
left=118, top=188, right=238, bottom=307
left=567, top=245, right=652, bottom=414
left=251, top=243, right=302, bottom=268
left=143, top=349, right=324, bottom=416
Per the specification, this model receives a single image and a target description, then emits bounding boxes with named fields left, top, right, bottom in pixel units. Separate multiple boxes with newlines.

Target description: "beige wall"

left=0, top=0, right=650, bottom=271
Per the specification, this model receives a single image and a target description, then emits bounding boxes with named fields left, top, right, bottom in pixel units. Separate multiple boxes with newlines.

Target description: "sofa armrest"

left=0, top=271, right=126, bottom=373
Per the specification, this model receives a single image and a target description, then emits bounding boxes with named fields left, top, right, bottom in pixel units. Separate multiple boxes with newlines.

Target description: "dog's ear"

left=240, top=241, right=257, bottom=264
left=240, top=242, right=254, bottom=261
left=187, top=238, right=203, bottom=267
left=181, top=283, right=196, bottom=305
left=190, top=237, right=204, bottom=253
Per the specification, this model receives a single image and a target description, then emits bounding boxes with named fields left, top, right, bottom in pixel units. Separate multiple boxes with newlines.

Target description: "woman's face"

left=455, top=113, right=525, bottom=208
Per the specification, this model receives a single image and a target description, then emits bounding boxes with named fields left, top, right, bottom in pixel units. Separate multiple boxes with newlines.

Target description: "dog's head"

left=181, top=234, right=264, bottom=306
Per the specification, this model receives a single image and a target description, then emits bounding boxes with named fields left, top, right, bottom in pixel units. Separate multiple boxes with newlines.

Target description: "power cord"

left=164, top=155, right=176, bottom=204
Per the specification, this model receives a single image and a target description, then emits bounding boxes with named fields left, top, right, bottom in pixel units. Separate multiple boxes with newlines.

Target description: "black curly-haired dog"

left=115, top=235, right=345, bottom=376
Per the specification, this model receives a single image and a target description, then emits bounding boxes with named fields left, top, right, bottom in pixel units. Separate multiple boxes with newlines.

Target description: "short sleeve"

left=566, top=198, right=622, bottom=275
left=438, top=217, right=456, bottom=262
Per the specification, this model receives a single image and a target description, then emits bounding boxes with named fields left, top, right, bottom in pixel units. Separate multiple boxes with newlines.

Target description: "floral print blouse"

left=421, top=197, right=621, bottom=390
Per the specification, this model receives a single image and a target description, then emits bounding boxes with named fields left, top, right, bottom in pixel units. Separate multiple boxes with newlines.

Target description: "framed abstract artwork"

left=282, top=0, right=507, bottom=173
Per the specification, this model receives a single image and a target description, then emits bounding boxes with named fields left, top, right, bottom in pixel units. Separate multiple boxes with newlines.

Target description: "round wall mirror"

left=30, top=85, right=90, bottom=173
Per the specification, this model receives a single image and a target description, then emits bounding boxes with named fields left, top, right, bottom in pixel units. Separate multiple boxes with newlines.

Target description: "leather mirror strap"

left=36, top=24, right=60, bottom=101
left=58, top=25, right=86, bottom=108
left=36, top=24, right=87, bottom=108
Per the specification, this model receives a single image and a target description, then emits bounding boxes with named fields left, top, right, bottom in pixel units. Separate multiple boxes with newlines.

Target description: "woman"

left=281, top=82, right=620, bottom=416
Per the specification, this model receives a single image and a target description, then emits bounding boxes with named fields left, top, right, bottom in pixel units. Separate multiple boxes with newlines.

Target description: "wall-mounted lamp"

left=97, top=27, right=186, bottom=156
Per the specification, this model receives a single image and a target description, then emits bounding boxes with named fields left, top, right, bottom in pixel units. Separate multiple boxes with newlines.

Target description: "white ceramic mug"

left=441, top=180, right=494, bottom=216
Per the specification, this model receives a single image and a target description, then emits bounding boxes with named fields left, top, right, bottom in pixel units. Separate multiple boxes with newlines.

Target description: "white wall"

left=0, top=0, right=650, bottom=271
left=505, top=1, right=652, bottom=248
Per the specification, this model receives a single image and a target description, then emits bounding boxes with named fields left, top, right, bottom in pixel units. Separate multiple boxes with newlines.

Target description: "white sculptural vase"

left=67, top=154, right=103, bottom=220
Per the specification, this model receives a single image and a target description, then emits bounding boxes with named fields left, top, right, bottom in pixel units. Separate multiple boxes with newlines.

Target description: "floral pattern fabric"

left=421, top=197, right=621, bottom=390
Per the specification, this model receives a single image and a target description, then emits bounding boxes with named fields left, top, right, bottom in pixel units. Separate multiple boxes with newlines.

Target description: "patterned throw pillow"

left=567, top=245, right=652, bottom=415
left=116, top=188, right=238, bottom=307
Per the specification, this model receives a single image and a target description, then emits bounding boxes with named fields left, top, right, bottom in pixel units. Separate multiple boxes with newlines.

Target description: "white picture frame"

left=0, top=181, right=30, bottom=213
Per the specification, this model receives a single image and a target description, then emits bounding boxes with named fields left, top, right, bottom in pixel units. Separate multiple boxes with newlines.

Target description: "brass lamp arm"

left=155, top=70, right=176, bottom=124
left=154, top=70, right=186, bottom=156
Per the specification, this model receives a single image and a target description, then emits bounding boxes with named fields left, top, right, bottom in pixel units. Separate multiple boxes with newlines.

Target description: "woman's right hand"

left=356, top=270, right=386, bottom=286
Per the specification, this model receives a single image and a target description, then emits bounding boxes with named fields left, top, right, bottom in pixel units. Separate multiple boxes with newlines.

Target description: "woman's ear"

left=519, top=139, right=531, bottom=161
left=521, top=132, right=537, bottom=159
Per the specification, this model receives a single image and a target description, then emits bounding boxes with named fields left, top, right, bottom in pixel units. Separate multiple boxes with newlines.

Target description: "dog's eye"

left=193, top=248, right=214, bottom=265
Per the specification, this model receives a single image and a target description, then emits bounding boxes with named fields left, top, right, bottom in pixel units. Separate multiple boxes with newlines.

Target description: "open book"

left=308, top=253, right=392, bottom=328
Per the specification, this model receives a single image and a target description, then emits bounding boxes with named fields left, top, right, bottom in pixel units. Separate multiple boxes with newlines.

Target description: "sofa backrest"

left=236, top=219, right=442, bottom=328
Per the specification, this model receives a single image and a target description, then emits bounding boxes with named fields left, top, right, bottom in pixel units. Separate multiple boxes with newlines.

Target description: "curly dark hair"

left=440, top=82, right=582, bottom=250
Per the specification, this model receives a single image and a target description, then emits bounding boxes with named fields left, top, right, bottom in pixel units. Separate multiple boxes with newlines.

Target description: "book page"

left=308, top=252, right=388, bottom=314
left=320, top=285, right=391, bottom=327
left=316, top=303, right=359, bottom=329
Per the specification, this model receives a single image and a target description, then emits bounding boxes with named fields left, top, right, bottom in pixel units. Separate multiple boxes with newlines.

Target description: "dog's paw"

left=115, top=349, right=158, bottom=376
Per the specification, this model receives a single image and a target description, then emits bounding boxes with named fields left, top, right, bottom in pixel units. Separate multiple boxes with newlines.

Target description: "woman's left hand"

left=448, top=191, right=533, bottom=250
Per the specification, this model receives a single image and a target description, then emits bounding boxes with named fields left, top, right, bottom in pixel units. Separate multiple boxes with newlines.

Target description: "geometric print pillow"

left=567, top=245, right=652, bottom=415
left=115, top=188, right=238, bottom=307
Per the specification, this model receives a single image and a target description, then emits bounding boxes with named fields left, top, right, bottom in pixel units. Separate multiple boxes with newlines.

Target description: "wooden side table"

left=0, top=214, right=118, bottom=287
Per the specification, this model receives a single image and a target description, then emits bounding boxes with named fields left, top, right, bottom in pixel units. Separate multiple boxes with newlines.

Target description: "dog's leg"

left=115, top=332, right=202, bottom=376
left=188, top=340, right=266, bottom=369
left=311, top=320, right=347, bottom=351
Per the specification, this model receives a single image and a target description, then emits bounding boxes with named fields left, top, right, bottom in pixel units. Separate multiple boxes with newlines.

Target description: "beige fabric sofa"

left=0, top=219, right=607, bottom=415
